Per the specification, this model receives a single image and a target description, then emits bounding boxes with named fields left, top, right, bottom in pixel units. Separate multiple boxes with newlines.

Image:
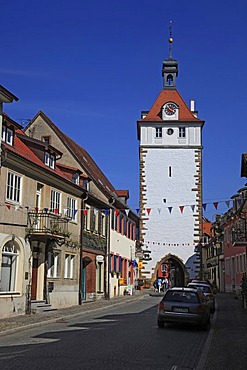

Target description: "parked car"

left=187, top=282, right=215, bottom=313
left=157, top=287, right=210, bottom=330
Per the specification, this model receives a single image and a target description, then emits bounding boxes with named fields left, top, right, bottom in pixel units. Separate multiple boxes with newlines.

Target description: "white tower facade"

left=137, top=37, right=204, bottom=285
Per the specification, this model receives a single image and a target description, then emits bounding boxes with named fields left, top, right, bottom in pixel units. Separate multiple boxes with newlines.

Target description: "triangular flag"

left=225, top=200, right=230, bottom=208
left=213, top=202, right=218, bottom=210
left=54, top=208, right=59, bottom=214
left=6, top=205, right=11, bottom=210
left=104, top=209, right=109, bottom=215
left=35, top=207, right=39, bottom=213
left=63, top=208, right=68, bottom=215
left=146, top=208, right=151, bottom=215
left=202, top=203, right=207, bottom=211
left=136, top=209, right=140, bottom=215
left=73, top=210, right=78, bottom=216
left=44, top=208, right=48, bottom=213
left=190, top=205, right=195, bottom=212
left=157, top=208, right=161, bottom=215
left=15, top=205, right=20, bottom=211
left=125, top=209, right=130, bottom=216
left=114, top=209, right=119, bottom=217
left=83, top=209, right=88, bottom=216
left=179, top=206, right=184, bottom=214
left=168, top=207, right=173, bottom=214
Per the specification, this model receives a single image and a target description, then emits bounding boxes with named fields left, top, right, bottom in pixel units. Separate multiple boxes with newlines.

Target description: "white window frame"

left=50, top=189, right=61, bottom=214
left=2, top=126, right=14, bottom=146
left=67, top=196, right=77, bottom=221
left=64, top=254, right=75, bottom=279
left=101, top=212, right=106, bottom=237
left=45, top=152, right=55, bottom=169
left=72, top=173, right=80, bottom=185
left=6, top=171, right=22, bottom=203
left=155, top=127, right=162, bottom=138
left=179, top=127, right=186, bottom=138
left=0, top=243, right=19, bottom=293
left=47, top=251, right=59, bottom=278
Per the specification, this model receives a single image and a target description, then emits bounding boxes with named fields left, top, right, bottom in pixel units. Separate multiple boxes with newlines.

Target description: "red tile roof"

left=139, top=89, right=204, bottom=123
left=29, top=111, right=119, bottom=198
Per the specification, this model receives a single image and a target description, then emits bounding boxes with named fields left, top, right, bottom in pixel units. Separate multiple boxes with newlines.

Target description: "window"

left=83, top=179, right=90, bottom=191
left=168, top=166, right=172, bottom=177
left=50, top=189, right=61, bottom=214
left=45, top=152, right=55, bottom=169
left=72, top=173, right=80, bottom=185
left=225, top=258, right=230, bottom=275
left=64, top=254, right=75, bottom=279
left=47, top=251, right=59, bottom=278
left=6, top=171, right=21, bottom=203
left=179, top=127, right=186, bottom=138
left=2, top=126, right=13, bottom=146
left=240, top=254, right=243, bottom=273
left=0, top=243, right=18, bottom=292
left=155, top=127, right=162, bottom=138
left=42, top=136, right=50, bottom=144
left=67, top=196, right=77, bottom=221
left=85, top=206, right=90, bottom=230
left=101, top=212, right=106, bottom=236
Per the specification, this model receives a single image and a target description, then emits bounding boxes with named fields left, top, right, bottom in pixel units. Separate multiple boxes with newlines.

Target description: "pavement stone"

left=0, top=289, right=151, bottom=335
left=196, top=292, right=247, bottom=370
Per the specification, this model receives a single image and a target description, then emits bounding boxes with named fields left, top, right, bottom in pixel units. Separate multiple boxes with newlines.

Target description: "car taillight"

left=158, top=301, right=164, bottom=311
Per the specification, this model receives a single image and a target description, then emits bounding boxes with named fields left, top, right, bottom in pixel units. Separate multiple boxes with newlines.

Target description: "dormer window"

left=45, top=152, right=55, bottom=169
left=83, top=179, right=90, bottom=191
left=2, top=125, right=14, bottom=146
left=72, top=172, right=80, bottom=185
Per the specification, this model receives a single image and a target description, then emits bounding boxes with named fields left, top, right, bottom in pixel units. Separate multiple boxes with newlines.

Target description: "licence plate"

left=173, top=307, right=188, bottom=313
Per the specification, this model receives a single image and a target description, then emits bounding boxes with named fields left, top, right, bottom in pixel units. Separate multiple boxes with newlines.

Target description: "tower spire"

left=169, top=20, right=173, bottom=59
left=162, top=20, right=178, bottom=89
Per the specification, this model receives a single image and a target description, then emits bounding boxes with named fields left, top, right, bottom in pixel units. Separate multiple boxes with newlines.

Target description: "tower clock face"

left=164, top=103, right=177, bottom=116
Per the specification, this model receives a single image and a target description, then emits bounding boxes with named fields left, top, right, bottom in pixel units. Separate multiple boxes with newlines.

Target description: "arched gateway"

left=153, top=254, right=188, bottom=288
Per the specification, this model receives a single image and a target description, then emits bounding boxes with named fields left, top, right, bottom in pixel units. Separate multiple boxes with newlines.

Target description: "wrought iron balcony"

left=83, top=230, right=106, bottom=251
left=26, top=211, right=70, bottom=239
left=232, top=222, right=247, bottom=246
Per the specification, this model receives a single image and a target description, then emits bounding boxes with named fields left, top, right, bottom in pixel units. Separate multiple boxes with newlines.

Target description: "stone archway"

left=153, top=254, right=188, bottom=287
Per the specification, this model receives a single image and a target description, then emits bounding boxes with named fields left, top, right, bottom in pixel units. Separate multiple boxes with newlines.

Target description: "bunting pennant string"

left=0, top=196, right=237, bottom=218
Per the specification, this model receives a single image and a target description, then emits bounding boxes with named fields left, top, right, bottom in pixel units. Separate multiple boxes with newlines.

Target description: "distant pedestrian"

left=157, top=278, right=162, bottom=293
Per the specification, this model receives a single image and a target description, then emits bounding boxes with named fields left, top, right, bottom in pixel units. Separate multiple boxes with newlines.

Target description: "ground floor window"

left=64, top=254, right=75, bottom=279
left=0, top=242, right=19, bottom=292
left=47, top=251, right=60, bottom=278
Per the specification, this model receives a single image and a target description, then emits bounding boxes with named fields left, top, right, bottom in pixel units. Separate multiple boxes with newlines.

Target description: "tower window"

left=179, top=127, right=186, bottom=138
left=155, top=127, right=162, bottom=138
left=168, top=166, right=172, bottom=177
left=167, top=74, right=173, bottom=86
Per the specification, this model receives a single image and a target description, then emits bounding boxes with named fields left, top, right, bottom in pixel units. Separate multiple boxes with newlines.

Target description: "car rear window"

left=164, top=291, right=199, bottom=303
left=191, top=285, right=211, bottom=293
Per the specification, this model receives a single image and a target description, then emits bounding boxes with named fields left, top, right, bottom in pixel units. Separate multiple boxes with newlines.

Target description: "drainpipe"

left=79, top=193, right=88, bottom=305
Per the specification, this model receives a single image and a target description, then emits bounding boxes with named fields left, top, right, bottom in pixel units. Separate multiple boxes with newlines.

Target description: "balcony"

left=232, top=223, right=247, bottom=247
left=26, top=211, right=70, bottom=240
left=83, top=230, right=106, bottom=251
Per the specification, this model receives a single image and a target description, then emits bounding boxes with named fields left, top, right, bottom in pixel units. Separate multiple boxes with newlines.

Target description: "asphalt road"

left=0, top=295, right=210, bottom=370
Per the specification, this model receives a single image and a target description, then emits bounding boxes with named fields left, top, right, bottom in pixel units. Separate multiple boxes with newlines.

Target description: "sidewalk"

left=0, top=289, right=150, bottom=336
left=197, top=292, right=247, bottom=370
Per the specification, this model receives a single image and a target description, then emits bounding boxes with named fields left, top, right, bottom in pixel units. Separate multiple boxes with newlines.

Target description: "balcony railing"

left=232, top=222, right=247, bottom=246
left=83, top=230, right=106, bottom=251
left=26, top=211, right=69, bottom=238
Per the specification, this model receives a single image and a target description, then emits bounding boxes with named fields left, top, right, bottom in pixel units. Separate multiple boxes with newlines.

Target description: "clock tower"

left=137, top=32, right=204, bottom=286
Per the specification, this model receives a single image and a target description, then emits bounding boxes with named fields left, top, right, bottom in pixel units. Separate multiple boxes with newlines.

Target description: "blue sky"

left=1, top=0, right=247, bottom=221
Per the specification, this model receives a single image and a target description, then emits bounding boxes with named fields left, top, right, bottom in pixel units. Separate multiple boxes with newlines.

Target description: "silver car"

left=157, top=287, right=210, bottom=330
left=187, top=282, right=215, bottom=313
